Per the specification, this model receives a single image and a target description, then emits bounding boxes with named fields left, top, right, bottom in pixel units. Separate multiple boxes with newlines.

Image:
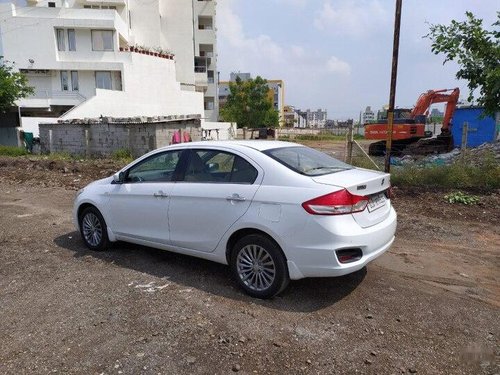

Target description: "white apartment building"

left=284, top=105, right=307, bottom=128
left=305, top=108, right=327, bottom=128
left=0, top=0, right=219, bottom=135
left=362, top=106, right=375, bottom=124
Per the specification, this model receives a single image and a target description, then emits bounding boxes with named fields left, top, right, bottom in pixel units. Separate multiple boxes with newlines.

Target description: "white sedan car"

left=74, top=141, right=396, bottom=298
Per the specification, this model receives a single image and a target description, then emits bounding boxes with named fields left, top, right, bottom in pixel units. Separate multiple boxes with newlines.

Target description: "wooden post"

left=346, top=122, right=353, bottom=164
left=384, top=0, right=403, bottom=173
left=461, top=122, right=468, bottom=159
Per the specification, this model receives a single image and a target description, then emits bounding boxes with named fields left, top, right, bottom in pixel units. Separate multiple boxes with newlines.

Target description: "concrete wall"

left=39, top=119, right=202, bottom=157
left=202, top=121, right=236, bottom=141
left=21, top=117, right=60, bottom=137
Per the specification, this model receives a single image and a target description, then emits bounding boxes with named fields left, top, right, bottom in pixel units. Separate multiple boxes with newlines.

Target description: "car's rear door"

left=107, top=149, right=184, bottom=244
left=168, top=148, right=262, bottom=252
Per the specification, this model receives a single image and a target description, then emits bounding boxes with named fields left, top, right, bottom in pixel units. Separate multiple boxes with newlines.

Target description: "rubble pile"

left=55, top=114, right=202, bottom=125
left=391, top=141, right=500, bottom=167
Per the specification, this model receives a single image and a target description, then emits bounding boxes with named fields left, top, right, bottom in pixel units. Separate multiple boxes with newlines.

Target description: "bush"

left=444, top=191, right=480, bottom=205
left=391, top=152, right=500, bottom=191
left=294, top=134, right=345, bottom=141
left=112, top=149, right=133, bottom=162
left=0, top=146, right=28, bottom=156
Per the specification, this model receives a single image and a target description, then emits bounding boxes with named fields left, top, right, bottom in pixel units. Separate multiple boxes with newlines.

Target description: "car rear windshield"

left=263, top=146, right=353, bottom=176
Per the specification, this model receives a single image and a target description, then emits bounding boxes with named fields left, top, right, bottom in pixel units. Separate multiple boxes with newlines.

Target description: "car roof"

left=158, top=140, right=303, bottom=152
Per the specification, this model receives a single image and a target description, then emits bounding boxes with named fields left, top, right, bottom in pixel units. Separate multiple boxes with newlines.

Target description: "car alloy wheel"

left=79, top=206, right=109, bottom=251
left=237, top=244, right=276, bottom=291
left=231, top=234, right=289, bottom=299
left=82, top=212, right=103, bottom=247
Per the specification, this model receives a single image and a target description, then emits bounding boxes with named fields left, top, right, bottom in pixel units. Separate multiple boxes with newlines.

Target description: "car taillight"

left=385, top=186, right=394, bottom=199
left=302, top=189, right=369, bottom=215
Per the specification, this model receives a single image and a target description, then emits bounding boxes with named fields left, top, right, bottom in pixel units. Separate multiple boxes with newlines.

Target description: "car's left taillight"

left=302, top=189, right=369, bottom=215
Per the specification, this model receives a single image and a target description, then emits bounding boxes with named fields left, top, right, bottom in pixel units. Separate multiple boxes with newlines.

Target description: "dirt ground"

left=0, top=153, right=499, bottom=375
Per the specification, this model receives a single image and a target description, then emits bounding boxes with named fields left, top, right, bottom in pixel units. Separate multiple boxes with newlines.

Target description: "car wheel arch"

left=77, top=203, right=116, bottom=241
left=225, top=228, right=287, bottom=265
left=77, top=202, right=98, bottom=222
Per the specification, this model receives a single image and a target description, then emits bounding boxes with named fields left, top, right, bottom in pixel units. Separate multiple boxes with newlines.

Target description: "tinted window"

left=126, top=150, right=182, bottom=183
left=264, top=146, right=352, bottom=176
left=183, top=150, right=257, bottom=184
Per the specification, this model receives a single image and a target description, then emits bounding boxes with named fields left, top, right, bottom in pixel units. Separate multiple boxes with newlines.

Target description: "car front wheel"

left=231, top=234, right=290, bottom=299
left=79, top=206, right=109, bottom=251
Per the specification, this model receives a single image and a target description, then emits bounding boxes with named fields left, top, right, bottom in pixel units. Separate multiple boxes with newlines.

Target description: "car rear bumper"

left=284, top=206, right=397, bottom=280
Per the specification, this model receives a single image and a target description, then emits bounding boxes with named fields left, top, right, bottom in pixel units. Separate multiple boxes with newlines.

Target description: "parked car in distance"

left=74, top=141, right=397, bottom=298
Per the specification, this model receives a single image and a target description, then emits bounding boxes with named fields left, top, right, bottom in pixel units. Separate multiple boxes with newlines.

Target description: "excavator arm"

left=411, top=88, right=460, bottom=132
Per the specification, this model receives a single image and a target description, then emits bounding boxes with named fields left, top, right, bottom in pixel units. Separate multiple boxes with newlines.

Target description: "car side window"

left=182, top=150, right=258, bottom=184
left=126, top=150, right=182, bottom=183
left=230, top=155, right=258, bottom=184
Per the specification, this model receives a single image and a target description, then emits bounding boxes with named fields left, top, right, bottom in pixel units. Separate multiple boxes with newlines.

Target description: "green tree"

left=426, top=12, right=500, bottom=116
left=220, top=76, right=279, bottom=128
left=0, top=58, right=34, bottom=113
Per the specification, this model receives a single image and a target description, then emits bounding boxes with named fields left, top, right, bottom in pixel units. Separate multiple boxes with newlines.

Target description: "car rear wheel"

left=79, top=206, right=109, bottom=251
left=231, top=234, right=289, bottom=299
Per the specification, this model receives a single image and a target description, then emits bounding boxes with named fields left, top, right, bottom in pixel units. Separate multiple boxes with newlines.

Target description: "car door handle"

left=154, top=191, right=168, bottom=198
left=226, top=194, right=246, bottom=202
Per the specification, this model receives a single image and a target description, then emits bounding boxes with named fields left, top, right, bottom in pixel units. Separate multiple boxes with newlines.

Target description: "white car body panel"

left=168, top=181, right=260, bottom=252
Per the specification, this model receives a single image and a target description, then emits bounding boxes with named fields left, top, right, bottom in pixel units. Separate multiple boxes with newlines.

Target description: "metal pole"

left=384, top=0, right=403, bottom=173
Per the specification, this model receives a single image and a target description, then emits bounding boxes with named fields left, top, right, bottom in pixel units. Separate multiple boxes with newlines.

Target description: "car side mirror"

left=113, top=171, right=125, bottom=183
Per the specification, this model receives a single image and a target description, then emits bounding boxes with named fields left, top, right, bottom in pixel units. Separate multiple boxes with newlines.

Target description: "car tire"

left=231, top=234, right=290, bottom=299
left=79, top=206, right=109, bottom=251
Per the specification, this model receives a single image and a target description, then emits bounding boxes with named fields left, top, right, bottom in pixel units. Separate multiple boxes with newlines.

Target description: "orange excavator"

left=365, top=88, right=460, bottom=155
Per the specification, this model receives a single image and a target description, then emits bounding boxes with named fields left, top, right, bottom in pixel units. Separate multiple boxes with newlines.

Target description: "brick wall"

left=39, top=119, right=201, bottom=157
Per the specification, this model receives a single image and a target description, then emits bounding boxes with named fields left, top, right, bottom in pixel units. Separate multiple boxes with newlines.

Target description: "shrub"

left=0, top=146, right=29, bottom=156
left=444, top=191, right=480, bottom=205
left=112, top=149, right=133, bottom=162
left=391, top=153, right=500, bottom=191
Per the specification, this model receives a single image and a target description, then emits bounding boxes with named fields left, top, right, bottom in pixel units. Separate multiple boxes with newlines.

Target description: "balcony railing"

left=30, top=90, right=87, bottom=102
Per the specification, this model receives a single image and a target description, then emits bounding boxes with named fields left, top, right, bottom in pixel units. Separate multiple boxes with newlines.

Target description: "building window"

left=198, top=16, right=213, bottom=30
left=48, top=2, right=55, bottom=7
left=95, top=71, right=112, bottom=90
left=207, top=70, right=214, bottom=83
left=60, top=71, right=69, bottom=91
left=84, top=5, right=117, bottom=9
left=204, top=99, right=214, bottom=111
left=71, top=71, right=79, bottom=91
left=67, top=29, right=76, bottom=51
left=91, top=30, right=114, bottom=51
left=56, top=29, right=65, bottom=51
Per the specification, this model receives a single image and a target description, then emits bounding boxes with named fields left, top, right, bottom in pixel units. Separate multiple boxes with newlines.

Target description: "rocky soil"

left=0, top=155, right=498, bottom=374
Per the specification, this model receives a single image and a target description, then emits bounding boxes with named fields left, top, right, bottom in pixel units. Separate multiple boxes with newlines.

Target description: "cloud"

left=217, top=0, right=353, bottom=115
left=273, top=0, right=307, bottom=7
left=313, top=0, right=388, bottom=37
left=218, top=0, right=285, bottom=69
left=326, top=56, right=351, bottom=75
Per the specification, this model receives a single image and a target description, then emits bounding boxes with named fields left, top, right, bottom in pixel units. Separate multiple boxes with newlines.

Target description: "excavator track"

left=401, top=134, right=454, bottom=155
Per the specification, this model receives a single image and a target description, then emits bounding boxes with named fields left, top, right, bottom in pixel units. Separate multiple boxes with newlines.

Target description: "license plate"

left=367, top=193, right=386, bottom=212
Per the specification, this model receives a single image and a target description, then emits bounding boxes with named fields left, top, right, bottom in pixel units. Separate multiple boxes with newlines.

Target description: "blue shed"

left=451, top=107, right=498, bottom=148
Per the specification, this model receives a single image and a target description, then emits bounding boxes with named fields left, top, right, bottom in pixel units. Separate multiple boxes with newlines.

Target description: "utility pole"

left=384, top=0, right=403, bottom=173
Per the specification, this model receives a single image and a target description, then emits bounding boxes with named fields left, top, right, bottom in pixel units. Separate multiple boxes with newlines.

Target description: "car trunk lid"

left=312, top=168, right=391, bottom=228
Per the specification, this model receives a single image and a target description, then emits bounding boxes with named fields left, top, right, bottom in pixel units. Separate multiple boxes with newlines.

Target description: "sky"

left=217, top=0, right=499, bottom=120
